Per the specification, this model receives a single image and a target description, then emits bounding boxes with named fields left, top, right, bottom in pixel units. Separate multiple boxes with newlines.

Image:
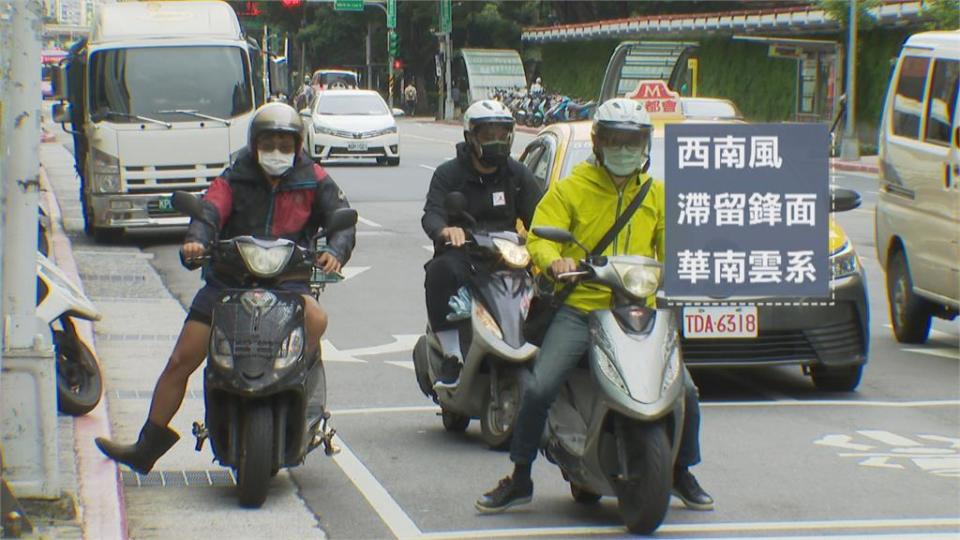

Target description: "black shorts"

left=186, top=282, right=312, bottom=326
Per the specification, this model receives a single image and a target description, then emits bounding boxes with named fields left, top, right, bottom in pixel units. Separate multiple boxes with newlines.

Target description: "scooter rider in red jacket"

left=95, top=102, right=356, bottom=474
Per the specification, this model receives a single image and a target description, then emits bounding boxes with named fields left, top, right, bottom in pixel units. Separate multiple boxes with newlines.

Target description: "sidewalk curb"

left=39, top=165, right=128, bottom=540
left=830, top=159, right=879, bottom=174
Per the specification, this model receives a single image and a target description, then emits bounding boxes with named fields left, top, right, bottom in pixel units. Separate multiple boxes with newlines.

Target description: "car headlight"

left=314, top=123, right=353, bottom=138
left=474, top=301, right=503, bottom=339
left=369, top=126, right=397, bottom=137
left=830, top=241, right=859, bottom=280
left=210, top=326, right=234, bottom=370
left=274, top=327, right=304, bottom=370
left=91, top=147, right=120, bottom=193
left=492, top=238, right=530, bottom=268
left=237, top=242, right=294, bottom=277
left=612, top=262, right=661, bottom=299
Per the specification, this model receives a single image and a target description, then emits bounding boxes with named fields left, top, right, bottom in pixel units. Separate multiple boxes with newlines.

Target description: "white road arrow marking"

left=340, top=266, right=370, bottom=281
left=858, top=430, right=923, bottom=447
left=321, top=334, right=419, bottom=363
left=813, top=435, right=873, bottom=451
left=902, top=347, right=960, bottom=360
left=385, top=360, right=415, bottom=371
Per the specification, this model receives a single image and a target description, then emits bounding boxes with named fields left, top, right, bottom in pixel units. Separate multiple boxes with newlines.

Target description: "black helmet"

left=248, top=102, right=304, bottom=156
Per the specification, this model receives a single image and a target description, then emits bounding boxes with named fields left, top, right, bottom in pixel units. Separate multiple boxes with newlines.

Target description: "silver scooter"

left=532, top=226, right=685, bottom=535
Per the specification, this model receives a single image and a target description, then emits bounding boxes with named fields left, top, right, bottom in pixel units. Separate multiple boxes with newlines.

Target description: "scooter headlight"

left=274, top=327, right=304, bottom=371
left=612, top=262, right=660, bottom=299
left=474, top=302, right=503, bottom=339
left=210, top=327, right=234, bottom=370
left=492, top=238, right=530, bottom=268
left=237, top=242, right=295, bottom=277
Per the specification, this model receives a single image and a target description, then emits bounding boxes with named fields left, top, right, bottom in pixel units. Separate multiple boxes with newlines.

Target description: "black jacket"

left=186, top=148, right=356, bottom=266
left=422, top=142, right=543, bottom=245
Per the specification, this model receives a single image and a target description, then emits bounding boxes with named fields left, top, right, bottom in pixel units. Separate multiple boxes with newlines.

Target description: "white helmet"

left=591, top=98, right=654, bottom=176
left=462, top=99, right=514, bottom=132
left=462, top=99, right=515, bottom=167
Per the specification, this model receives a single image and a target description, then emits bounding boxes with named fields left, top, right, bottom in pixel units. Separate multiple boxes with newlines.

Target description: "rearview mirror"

left=532, top=227, right=574, bottom=244
left=444, top=192, right=468, bottom=216
left=299, top=108, right=311, bottom=117
left=321, top=208, right=358, bottom=237
left=392, top=107, right=405, bottom=117
left=51, top=65, right=66, bottom=100
left=830, top=187, right=861, bottom=213
left=171, top=191, right=211, bottom=225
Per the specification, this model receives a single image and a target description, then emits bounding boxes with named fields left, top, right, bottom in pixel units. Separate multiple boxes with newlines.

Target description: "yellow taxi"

left=519, top=99, right=869, bottom=392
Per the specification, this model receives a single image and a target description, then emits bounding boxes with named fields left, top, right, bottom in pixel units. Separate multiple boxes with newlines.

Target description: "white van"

left=875, top=30, right=959, bottom=343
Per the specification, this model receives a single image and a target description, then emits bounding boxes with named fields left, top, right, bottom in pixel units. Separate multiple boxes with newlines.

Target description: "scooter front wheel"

left=614, top=421, right=671, bottom=535
left=237, top=404, right=274, bottom=508
left=441, top=409, right=470, bottom=432
left=55, top=319, right=102, bottom=416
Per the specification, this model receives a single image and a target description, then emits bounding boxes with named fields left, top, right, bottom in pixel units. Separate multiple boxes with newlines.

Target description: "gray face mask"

left=602, top=146, right=648, bottom=177
left=478, top=140, right=512, bottom=166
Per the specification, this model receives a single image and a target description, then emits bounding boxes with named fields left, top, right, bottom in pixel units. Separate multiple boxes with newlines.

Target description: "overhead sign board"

left=626, top=80, right=682, bottom=116
left=334, top=0, right=364, bottom=12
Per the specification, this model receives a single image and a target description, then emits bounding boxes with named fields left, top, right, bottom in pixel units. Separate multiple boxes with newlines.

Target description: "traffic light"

left=393, top=58, right=404, bottom=71
left=388, top=31, right=400, bottom=57
left=280, top=0, right=302, bottom=8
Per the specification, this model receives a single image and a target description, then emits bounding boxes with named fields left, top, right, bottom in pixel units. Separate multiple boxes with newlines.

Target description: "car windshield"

left=561, top=137, right=665, bottom=179
left=315, top=94, right=388, bottom=116
left=89, top=46, right=252, bottom=122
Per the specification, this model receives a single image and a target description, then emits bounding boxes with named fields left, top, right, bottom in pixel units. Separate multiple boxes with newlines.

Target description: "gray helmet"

left=248, top=102, right=304, bottom=156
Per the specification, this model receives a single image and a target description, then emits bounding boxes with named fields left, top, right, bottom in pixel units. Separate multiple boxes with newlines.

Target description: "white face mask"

left=602, top=146, right=647, bottom=177
left=258, top=150, right=295, bottom=177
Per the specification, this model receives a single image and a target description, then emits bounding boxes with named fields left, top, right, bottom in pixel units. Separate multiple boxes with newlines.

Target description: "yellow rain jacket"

left=527, top=159, right=666, bottom=313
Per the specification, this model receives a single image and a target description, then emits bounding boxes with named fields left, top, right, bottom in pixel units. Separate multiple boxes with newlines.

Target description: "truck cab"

left=53, top=1, right=262, bottom=242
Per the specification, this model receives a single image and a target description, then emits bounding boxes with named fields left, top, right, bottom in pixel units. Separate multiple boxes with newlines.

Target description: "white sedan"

left=301, top=90, right=400, bottom=166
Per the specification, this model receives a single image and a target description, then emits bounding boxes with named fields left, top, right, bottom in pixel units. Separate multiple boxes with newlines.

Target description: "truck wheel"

left=237, top=403, right=274, bottom=508
left=886, top=250, right=932, bottom=343
left=614, top=421, right=671, bottom=535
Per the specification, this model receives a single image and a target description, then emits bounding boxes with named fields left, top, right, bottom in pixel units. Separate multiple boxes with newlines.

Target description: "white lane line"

left=902, top=348, right=960, bottom=360
left=417, top=517, right=960, bottom=539
left=334, top=405, right=439, bottom=416
left=385, top=360, right=415, bottom=371
left=883, top=324, right=959, bottom=340
left=712, top=369, right=797, bottom=403
left=327, top=401, right=959, bottom=416
left=406, top=133, right=456, bottom=146
left=358, top=216, right=382, bottom=228
left=341, top=266, right=371, bottom=281
left=330, top=435, right=421, bottom=539
left=701, top=399, right=960, bottom=409
left=419, top=164, right=437, bottom=171
left=422, top=244, right=435, bottom=253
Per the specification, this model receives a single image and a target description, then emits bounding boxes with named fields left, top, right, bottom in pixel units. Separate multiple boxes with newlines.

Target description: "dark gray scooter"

left=172, top=191, right=357, bottom=508
left=533, top=226, right=686, bottom=535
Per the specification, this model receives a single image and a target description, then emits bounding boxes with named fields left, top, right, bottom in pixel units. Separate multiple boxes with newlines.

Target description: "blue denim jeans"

left=509, top=305, right=703, bottom=470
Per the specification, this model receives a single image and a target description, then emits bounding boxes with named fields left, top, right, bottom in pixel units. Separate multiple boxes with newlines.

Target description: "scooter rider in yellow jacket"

left=476, top=98, right=714, bottom=513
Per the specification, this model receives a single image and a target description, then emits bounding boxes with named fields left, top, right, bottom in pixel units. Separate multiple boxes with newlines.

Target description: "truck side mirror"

left=51, top=64, right=67, bottom=100
left=52, top=101, right=71, bottom=124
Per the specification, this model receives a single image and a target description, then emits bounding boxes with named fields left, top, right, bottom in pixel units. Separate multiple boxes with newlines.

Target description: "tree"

left=920, top=0, right=960, bottom=30
left=818, top=0, right=882, bottom=30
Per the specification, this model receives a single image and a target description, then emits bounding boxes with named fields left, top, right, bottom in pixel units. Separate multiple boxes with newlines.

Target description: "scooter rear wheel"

left=480, top=368, right=521, bottom=450
left=613, top=421, right=671, bottom=535
left=237, top=404, right=274, bottom=508
left=55, top=319, right=102, bottom=416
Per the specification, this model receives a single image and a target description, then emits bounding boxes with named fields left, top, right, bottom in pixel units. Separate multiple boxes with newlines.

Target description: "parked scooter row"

left=412, top=192, right=685, bottom=534
left=490, top=87, right=596, bottom=127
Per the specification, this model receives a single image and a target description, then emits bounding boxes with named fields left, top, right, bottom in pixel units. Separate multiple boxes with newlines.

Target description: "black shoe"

left=95, top=421, right=179, bottom=475
left=475, top=475, right=533, bottom=514
left=433, top=355, right=462, bottom=389
left=672, top=468, right=714, bottom=511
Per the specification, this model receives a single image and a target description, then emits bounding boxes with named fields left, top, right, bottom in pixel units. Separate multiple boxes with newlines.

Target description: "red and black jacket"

left=186, top=148, right=356, bottom=274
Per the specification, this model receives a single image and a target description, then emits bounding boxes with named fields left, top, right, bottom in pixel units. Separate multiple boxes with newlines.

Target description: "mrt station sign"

left=663, top=123, right=830, bottom=299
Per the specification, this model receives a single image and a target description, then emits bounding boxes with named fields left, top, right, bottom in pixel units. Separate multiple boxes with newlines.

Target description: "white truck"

left=53, top=1, right=263, bottom=242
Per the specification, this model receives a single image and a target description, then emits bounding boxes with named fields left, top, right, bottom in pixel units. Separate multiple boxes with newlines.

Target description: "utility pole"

left=840, top=0, right=859, bottom=160
left=1, top=0, right=60, bottom=499
left=366, top=20, right=372, bottom=89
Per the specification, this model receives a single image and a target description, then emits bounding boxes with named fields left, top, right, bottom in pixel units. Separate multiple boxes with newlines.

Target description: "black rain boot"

left=95, top=421, right=179, bottom=475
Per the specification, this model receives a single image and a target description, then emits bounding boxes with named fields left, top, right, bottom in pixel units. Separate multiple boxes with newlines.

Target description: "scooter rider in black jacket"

left=422, top=99, right=543, bottom=387
left=95, top=103, right=356, bottom=475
